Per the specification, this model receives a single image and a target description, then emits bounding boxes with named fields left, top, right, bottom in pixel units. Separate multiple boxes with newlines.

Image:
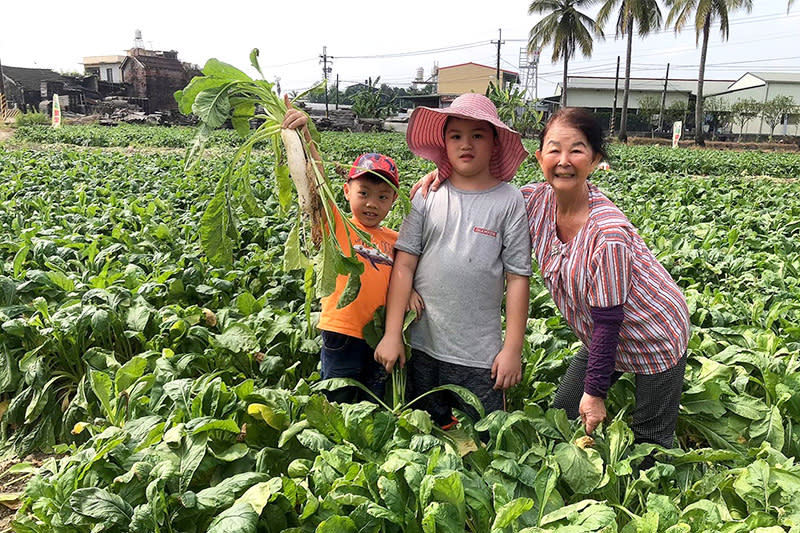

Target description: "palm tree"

left=597, top=0, right=662, bottom=142
left=666, top=0, right=752, bottom=146
left=528, top=0, right=604, bottom=108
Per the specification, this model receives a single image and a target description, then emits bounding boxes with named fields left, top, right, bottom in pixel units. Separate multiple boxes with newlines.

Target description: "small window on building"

left=106, top=68, right=113, bottom=82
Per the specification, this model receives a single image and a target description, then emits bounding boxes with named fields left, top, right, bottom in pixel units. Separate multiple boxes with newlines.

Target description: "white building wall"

left=567, top=89, right=691, bottom=110
left=713, top=82, right=800, bottom=136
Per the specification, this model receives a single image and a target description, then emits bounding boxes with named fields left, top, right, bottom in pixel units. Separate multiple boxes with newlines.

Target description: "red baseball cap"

left=347, top=153, right=400, bottom=188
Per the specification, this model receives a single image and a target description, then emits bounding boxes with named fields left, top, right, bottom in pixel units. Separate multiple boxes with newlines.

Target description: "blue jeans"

left=320, top=330, right=386, bottom=404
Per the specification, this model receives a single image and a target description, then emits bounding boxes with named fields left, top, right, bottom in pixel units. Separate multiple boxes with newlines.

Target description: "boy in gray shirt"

left=375, top=94, right=532, bottom=427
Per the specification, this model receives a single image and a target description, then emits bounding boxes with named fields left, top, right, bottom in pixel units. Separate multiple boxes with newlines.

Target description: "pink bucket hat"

left=406, top=93, right=529, bottom=182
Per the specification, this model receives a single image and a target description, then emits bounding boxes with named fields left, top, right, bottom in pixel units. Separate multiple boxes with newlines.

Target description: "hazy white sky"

left=1, top=0, right=797, bottom=97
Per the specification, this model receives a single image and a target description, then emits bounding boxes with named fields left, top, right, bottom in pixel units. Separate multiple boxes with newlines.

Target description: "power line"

left=336, top=41, right=490, bottom=59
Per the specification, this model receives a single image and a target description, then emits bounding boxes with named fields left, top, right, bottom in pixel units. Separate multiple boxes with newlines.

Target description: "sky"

left=1, top=0, right=798, bottom=98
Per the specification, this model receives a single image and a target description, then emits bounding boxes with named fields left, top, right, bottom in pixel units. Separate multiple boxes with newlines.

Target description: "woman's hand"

left=409, top=169, right=443, bottom=200
left=406, top=289, right=425, bottom=318
left=579, top=393, right=607, bottom=435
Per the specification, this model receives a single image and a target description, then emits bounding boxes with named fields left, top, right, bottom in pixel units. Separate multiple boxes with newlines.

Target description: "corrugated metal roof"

left=1, top=66, right=68, bottom=91
left=564, top=76, right=734, bottom=95
left=559, top=76, right=734, bottom=96
left=745, top=72, right=800, bottom=84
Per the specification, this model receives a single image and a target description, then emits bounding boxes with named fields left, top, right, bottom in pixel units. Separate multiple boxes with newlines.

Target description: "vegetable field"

left=2, top=125, right=800, bottom=532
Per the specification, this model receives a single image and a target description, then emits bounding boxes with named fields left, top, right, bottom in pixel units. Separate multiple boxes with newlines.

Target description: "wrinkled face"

left=444, top=117, right=497, bottom=179
left=535, top=121, right=602, bottom=193
left=343, top=176, right=396, bottom=228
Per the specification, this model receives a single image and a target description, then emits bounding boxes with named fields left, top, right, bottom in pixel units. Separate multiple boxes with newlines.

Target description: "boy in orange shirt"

left=283, top=108, right=418, bottom=403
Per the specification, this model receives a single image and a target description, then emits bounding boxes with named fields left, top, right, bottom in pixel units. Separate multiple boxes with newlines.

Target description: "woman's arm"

left=580, top=304, right=624, bottom=434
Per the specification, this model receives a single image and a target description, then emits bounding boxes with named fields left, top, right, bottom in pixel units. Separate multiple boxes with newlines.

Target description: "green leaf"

left=179, top=433, right=209, bottom=493
left=275, top=163, right=293, bottom=212
left=200, top=186, right=237, bottom=267
left=126, top=301, right=151, bottom=332
left=249, top=48, right=264, bottom=78
left=69, top=487, right=133, bottom=526
left=236, top=478, right=283, bottom=514
left=46, top=270, right=75, bottom=292
left=193, top=86, right=232, bottom=129
left=206, top=502, right=259, bottom=533
left=304, top=394, right=349, bottom=443
left=317, top=515, right=357, bottom=533
left=236, top=292, right=260, bottom=316
left=283, top=221, right=309, bottom=272
left=231, top=102, right=255, bottom=137
left=189, top=418, right=241, bottom=435
left=203, top=58, right=253, bottom=82
left=336, top=271, right=362, bottom=309
left=89, top=369, right=115, bottom=420
left=115, top=356, right=147, bottom=394
left=13, top=245, right=29, bottom=278
left=248, top=403, right=288, bottom=431
left=315, top=233, right=339, bottom=299
left=214, top=323, right=259, bottom=354
left=492, top=497, right=534, bottom=530
left=196, top=472, right=269, bottom=513
left=750, top=405, right=785, bottom=450
left=553, top=442, right=603, bottom=494
left=176, top=76, right=228, bottom=115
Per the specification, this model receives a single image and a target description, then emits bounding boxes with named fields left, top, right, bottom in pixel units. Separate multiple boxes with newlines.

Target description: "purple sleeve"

left=584, top=305, right=625, bottom=398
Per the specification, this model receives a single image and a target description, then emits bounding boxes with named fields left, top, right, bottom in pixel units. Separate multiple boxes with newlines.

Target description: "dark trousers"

left=408, top=349, right=503, bottom=426
left=320, top=330, right=386, bottom=404
left=553, top=346, right=687, bottom=449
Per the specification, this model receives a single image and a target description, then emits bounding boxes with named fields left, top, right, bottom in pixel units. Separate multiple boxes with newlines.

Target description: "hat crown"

left=448, top=93, right=500, bottom=121
left=348, top=152, right=399, bottom=187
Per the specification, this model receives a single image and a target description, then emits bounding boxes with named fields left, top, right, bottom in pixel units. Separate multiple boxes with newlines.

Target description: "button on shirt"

left=521, top=182, right=690, bottom=374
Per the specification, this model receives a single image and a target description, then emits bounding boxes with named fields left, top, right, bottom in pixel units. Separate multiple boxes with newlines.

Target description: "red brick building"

left=121, top=48, right=198, bottom=113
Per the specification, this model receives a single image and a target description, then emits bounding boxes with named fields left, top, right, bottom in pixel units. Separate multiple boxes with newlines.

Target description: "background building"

left=438, top=62, right=519, bottom=98
left=83, top=56, right=126, bottom=83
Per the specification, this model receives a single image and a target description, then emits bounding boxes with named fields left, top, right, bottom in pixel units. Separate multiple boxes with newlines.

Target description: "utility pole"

left=320, top=46, right=333, bottom=117
left=491, top=29, right=505, bottom=87
left=658, top=63, right=670, bottom=134
left=610, top=56, right=620, bottom=136
left=335, top=74, right=339, bottom=110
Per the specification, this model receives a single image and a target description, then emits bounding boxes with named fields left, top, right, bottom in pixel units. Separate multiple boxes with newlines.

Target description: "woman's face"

left=535, top=120, right=602, bottom=194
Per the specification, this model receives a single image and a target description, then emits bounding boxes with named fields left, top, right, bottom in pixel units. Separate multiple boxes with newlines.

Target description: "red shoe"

left=440, top=416, right=459, bottom=431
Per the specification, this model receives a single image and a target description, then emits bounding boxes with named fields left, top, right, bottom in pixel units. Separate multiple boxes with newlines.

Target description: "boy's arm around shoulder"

left=491, top=273, right=530, bottom=390
left=374, top=250, right=419, bottom=373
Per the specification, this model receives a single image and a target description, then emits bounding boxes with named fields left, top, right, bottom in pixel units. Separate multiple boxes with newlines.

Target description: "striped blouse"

left=520, top=182, right=690, bottom=374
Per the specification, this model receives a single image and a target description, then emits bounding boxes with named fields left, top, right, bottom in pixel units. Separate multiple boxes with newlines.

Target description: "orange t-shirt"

left=317, top=211, right=398, bottom=339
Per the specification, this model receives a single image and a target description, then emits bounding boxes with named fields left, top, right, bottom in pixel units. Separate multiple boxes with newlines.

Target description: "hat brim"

left=406, top=105, right=529, bottom=182
left=348, top=169, right=399, bottom=188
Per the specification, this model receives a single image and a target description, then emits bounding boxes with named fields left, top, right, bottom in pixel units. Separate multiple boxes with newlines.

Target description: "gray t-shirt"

left=395, top=181, right=532, bottom=369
